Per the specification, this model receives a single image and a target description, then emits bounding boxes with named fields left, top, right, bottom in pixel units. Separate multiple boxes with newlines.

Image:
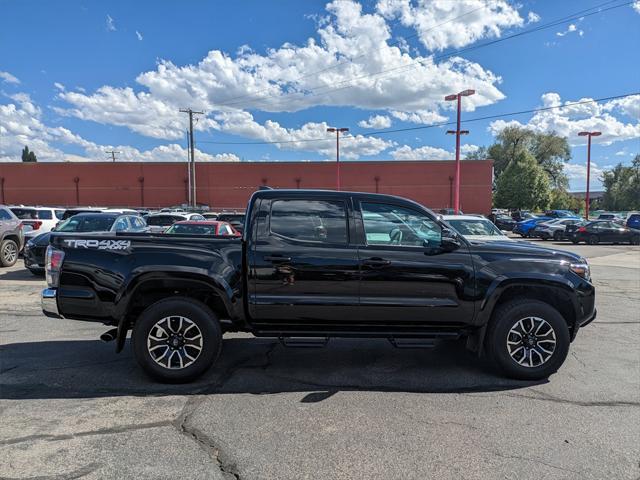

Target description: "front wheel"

left=486, top=300, right=570, bottom=381
left=132, top=297, right=222, bottom=383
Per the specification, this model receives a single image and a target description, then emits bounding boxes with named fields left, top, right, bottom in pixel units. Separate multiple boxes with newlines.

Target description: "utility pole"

left=327, top=127, right=349, bottom=190
left=105, top=150, right=121, bottom=162
left=180, top=108, right=203, bottom=207
left=444, top=89, right=475, bottom=214
left=578, top=131, right=601, bottom=220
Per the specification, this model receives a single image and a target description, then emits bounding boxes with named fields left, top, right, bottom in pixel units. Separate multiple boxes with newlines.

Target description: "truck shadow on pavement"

left=0, top=337, right=545, bottom=401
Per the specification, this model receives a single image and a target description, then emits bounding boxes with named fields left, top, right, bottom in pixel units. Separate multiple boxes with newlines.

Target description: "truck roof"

left=251, top=188, right=431, bottom=210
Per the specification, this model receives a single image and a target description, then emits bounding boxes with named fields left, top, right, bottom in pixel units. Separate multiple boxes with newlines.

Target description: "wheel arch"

left=468, top=278, right=579, bottom=355
left=114, top=270, right=236, bottom=352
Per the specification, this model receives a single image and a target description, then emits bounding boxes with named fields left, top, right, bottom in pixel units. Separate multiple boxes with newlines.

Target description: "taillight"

left=577, top=227, right=587, bottom=232
left=45, top=246, right=65, bottom=288
left=30, top=220, right=43, bottom=230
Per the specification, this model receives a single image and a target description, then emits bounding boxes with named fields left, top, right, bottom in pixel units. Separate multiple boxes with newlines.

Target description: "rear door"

left=249, top=195, right=360, bottom=324
left=355, top=200, right=475, bottom=326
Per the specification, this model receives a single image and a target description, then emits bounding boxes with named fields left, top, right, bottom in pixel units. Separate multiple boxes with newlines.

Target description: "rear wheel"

left=587, top=234, right=599, bottom=245
left=571, top=238, right=579, bottom=244
left=0, top=239, right=19, bottom=267
left=132, top=297, right=222, bottom=383
left=486, top=300, right=569, bottom=380
left=553, top=231, right=563, bottom=241
left=631, top=235, right=640, bottom=245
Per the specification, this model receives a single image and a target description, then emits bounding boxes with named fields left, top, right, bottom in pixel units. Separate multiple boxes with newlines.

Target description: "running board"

left=388, top=337, right=437, bottom=349
left=279, top=337, right=329, bottom=348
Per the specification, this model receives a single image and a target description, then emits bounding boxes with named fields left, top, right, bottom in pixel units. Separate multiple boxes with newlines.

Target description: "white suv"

left=9, top=206, right=65, bottom=239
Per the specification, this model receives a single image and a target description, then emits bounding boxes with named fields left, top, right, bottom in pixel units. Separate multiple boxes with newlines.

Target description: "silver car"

left=0, top=205, right=25, bottom=267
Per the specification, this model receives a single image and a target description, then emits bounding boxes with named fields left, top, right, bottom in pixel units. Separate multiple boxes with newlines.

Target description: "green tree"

left=21, top=146, right=37, bottom=162
left=494, top=150, right=551, bottom=210
left=601, top=155, right=640, bottom=210
left=488, top=126, right=571, bottom=188
left=464, top=145, right=489, bottom=160
left=549, top=188, right=581, bottom=211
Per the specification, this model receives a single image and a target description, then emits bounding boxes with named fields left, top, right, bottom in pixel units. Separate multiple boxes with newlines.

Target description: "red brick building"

left=0, top=160, right=493, bottom=213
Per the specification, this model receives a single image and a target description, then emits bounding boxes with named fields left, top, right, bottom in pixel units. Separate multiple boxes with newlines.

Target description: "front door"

left=249, top=196, right=360, bottom=324
left=356, top=201, right=475, bottom=326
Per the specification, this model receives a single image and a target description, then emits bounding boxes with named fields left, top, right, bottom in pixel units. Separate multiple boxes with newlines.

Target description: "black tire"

left=553, top=231, right=562, bottom=241
left=0, top=239, right=19, bottom=267
left=486, top=299, right=570, bottom=381
left=132, top=297, right=222, bottom=383
left=571, top=239, right=579, bottom=244
left=631, top=235, right=640, bottom=245
left=28, top=268, right=44, bottom=277
left=587, top=234, right=599, bottom=245
left=541, top=236, right=548, bottom=241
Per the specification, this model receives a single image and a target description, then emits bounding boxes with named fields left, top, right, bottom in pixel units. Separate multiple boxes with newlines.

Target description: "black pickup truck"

left=42, top=189, right=596, bottom=383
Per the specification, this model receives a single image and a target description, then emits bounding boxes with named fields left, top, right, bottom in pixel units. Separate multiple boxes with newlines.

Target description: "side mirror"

left=441, top=227, right=461, bottom=252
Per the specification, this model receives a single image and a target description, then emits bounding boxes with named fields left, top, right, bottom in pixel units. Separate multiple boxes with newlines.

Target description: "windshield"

left=56, top=215, right=116, bottom=232
left=447, top=219, right=504, bottom=237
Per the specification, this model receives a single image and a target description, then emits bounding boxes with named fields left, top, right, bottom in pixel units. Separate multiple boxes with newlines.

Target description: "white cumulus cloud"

left=376, top=0, right=525, bottom=51
left=358, top=115, right=392, bottom=129
left=136, top=30, right=143, bottom=41
left=489, top=93, right=640, bottom=146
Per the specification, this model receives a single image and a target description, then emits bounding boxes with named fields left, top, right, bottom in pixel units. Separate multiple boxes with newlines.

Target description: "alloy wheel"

left=506, top=316, right=557, bottom=368
left=2, top=242, right=17, bottom=264
left=146, top=316, right=203, bottom=369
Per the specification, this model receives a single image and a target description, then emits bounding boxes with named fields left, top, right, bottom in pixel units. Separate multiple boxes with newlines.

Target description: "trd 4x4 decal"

left=64, top=239, right=131, bottom=250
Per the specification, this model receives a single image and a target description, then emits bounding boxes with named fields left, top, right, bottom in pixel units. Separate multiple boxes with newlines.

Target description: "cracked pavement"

left=1, top=242, right=639, bottom=479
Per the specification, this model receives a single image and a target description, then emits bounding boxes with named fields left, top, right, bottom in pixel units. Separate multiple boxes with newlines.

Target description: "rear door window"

left=270, top=199, right=348, bottom=244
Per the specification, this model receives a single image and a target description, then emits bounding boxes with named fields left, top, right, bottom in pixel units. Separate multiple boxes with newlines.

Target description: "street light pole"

left=445, top=89, right=475, bottom=214
left=578, top=131, right=602, bottom=220
left=327, top=127, right=349, bottom=190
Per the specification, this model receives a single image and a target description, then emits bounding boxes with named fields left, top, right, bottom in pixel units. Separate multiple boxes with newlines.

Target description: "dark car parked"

left=566, top=220, right=640, bottom=245
left=492, top=214, right=517, bottom=231
left=0, top=205, right=25, bottom=267
left=24, top=213, right=147, bottom=275
left=42, top=189, right=595, bottom=383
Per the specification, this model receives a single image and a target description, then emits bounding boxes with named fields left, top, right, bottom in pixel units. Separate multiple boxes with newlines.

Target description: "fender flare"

left=114, top=267, right=234, bottom=352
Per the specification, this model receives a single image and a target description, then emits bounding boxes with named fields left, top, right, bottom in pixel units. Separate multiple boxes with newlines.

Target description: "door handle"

left=264, top=255, right=291, bottom=263
left=362, top=257, right=391, bottom=267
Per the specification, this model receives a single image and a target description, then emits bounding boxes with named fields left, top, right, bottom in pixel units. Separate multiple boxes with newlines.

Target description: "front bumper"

left=42, top=288, right=62, bottom=318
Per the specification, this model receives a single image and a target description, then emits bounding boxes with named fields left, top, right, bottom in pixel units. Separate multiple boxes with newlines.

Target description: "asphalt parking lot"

left=1, top=240, right=639, bottom=480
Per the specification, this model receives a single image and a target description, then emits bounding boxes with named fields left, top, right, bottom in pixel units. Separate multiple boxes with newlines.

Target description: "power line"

left=219, top=0, right=631, bottom=109
left=196, top=92, right=639, bottom=145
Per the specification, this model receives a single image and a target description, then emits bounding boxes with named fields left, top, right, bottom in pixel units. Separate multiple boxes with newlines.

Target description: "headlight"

left=570, top=261, right=590, bottom=281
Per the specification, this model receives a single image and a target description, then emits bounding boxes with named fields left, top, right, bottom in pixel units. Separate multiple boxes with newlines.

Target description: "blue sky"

left=1, top=0, right=638, bottom=191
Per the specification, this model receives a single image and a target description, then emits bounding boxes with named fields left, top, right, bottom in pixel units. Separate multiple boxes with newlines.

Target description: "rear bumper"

left=41, top=288, right=62, bottom=318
